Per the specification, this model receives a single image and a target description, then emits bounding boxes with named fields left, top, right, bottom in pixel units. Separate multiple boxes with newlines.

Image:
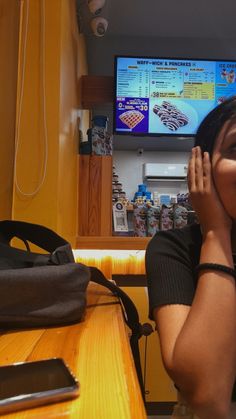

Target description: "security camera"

left=88, top=0, right=105, bottom=15
left=90, top=17, right=108, bottom=37
left=137, top=148, right=144, bottom=156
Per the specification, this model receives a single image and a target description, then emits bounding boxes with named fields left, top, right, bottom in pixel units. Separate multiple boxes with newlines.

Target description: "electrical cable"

left=143, top=335, right=148, bottom=393
left=14, top=0, right=48, bottom=197
left=141, top=322, right=153, bottom=394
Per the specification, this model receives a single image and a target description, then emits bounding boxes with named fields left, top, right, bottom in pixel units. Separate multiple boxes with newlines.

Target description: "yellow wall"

left=11, top=0, right=89, bottom=246
left=0, top=0, right=20, bottom=220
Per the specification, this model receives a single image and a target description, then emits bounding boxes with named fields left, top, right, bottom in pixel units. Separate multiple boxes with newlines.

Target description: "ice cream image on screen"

left=153, top=101, right=189, bottom=131
left=119, top=110, right=144, bottom=129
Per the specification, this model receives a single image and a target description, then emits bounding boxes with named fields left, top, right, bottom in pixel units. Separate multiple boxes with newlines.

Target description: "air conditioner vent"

left=143, top=163, right=187, bottom=181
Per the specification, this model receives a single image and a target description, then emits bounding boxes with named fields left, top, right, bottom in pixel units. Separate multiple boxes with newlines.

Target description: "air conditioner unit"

left=143, top=163, right=188, bottom=181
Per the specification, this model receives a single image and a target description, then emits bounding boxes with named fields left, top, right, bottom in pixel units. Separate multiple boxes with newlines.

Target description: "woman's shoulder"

left=147, top=223, right=202, bottom=252
left=146, top=224, right=201, bottom=312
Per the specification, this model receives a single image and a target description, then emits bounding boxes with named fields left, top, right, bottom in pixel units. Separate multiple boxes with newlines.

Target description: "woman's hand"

left=188, top=146, right=232, bottom=235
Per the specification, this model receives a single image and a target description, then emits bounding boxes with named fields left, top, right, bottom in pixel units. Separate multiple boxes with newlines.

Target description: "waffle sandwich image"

left=119, top=110, right=144, bottom=129
left=153, top=101, right=189, bottom=132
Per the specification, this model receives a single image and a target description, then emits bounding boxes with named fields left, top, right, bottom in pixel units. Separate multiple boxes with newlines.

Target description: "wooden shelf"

left=76, top=236, right=151, bottom=250
left=80, top=75, right=114, bottom=109
left=78, top=155, right=112, bottom=236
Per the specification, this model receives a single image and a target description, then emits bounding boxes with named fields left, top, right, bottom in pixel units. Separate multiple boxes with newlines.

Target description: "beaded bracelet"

left=195, top=263, right=236, bottom=280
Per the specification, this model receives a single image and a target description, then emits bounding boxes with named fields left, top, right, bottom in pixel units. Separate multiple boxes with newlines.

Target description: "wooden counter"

left=0, top=283, right=146, bottom=419
left=76, top=236, right=151, bottom=250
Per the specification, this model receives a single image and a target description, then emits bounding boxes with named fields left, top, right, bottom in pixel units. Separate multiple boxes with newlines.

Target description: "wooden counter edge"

left=76, top=236, right=151, bottom=250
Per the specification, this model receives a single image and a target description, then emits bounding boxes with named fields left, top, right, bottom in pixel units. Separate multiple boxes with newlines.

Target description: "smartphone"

left=0, top=358, right=79, bottom=414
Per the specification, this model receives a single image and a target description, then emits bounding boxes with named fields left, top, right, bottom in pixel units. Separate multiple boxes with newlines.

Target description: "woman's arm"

left=153, top=147, right=236, bottom=419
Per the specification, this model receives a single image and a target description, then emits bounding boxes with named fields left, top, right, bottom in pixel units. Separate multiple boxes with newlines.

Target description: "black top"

left=146, top=223, right=202, bottom=319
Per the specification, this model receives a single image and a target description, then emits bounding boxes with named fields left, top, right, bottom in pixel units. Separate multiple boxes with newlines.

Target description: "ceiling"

left=78, top=0, right=236, bottom=39
left=77, top=0, right=236, bottom=78
left=76, top=0, right=236, bottom=151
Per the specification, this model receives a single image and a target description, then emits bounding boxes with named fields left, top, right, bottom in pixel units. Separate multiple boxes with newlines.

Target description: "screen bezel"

left=113, top=55, right=236, bottom=138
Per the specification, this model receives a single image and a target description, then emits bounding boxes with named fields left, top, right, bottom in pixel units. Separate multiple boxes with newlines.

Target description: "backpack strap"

left=0, top=220, right=74, bottom=267
left=89, top=266, right=146, bottom=402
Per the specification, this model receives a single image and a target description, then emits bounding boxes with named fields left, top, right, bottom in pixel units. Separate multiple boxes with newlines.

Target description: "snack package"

left=92, top=126, right=106, bottom=155
left=104, top=132, right=113, bottom=155
left=133, top=204, right=147, bottom=237
left=160, top=205, right=173, bottom=231
left=147, top=205, right=161, bottom=236
left=173, top=204, right=188, bottom=229
left=91, top=127, right=113, bottom=155
left=112, top=201, right=128, bottom=233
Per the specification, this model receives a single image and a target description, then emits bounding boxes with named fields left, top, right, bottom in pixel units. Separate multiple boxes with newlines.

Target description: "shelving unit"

left=77, top=154, right=150, bottom=249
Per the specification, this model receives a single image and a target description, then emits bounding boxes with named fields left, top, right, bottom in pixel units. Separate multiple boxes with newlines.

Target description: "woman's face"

left=211, top=118, right=236, bottom=220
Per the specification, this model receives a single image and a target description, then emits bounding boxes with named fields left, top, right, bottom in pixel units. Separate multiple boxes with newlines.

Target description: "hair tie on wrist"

left=195, top=263, right=236, bottom=280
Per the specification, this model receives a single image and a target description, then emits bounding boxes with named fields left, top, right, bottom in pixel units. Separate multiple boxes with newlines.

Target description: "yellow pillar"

left=0, top=0, right=20, bottom=219
left=12, top=0, right=89, bottom=246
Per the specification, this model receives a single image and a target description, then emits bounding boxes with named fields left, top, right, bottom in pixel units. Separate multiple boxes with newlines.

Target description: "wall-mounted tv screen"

left=114, top=56, right=236, bottom=137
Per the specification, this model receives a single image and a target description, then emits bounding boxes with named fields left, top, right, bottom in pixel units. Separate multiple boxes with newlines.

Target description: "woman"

left=146, top=96, right=236, bottom=419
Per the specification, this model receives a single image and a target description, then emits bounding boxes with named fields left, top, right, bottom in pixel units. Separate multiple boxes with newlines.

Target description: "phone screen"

left=0, top=358, right=79, bottom=411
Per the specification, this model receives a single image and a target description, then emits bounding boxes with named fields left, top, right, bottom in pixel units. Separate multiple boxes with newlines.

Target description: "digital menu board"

left=114, top=56, right=236, bottom=136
